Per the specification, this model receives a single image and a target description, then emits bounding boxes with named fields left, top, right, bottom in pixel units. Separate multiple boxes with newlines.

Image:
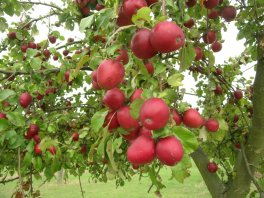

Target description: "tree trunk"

left=57, top=169, right=64, bottom=184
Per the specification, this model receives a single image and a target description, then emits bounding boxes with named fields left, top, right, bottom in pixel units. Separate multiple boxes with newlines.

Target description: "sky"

left=0, top=0, right=255, bottom=107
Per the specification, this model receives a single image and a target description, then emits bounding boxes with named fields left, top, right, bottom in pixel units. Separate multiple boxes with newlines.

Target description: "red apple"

left=203, top=0, right=219, bottom=9
left=233, top=115, right=239, bottom=123
left=186, top=0, right=196, bottom=7
left=130, top=89, right=143, bottom=102
left=207, top=162, right=218, bottom=173
left=150, top=21, right=185, bottom=53
left=65, top=70, right=71, bottom=83
left=194, top=47, right=203, bottom=61
left=183, top=18, right=195, bottom=28
left=214, top=84, right=223, bottom=95
left=171, top=109, right=182, bottom=125
left=34, top=144, right=42, bottom=155
left=117, top=106, right=139, bottom=130
left=48, top=35, right=57, bottom=44
left=183, top=108, right=203, bottom=128
left=26, top=124, right=39, bottom=139
left=127, top=135, right=155, bottom=165
left=122, top=128, right=139, bottom=141
left=103, top=111, right=119, bottom=131
left=81, top=7, right=90, bottom=16
left=146, top=0, right=158, bottom=6
left=203, top=30, right=217, bottom=44
left=156, top=136, right=184, bottom=166
left=71, top=132, right=79, bottom=141
left=91, top=69, right=98, bottom=82
left=19, top=92, right=32, bottom=108
left=115, top=49, right=129, bottom=65
left=214, top=68, right=222, bottom=76
left=96, top=4, right=105, bottom=11
left=21, top=44, right=28, bottom=53
left=43, top=49, right=50, bottom=58
left=53, top=55, right=59, bottom=61
left=28, top=42, right=37, bottom=49
left=211, top=41, right=222, bottom=52
left=92, top=80, right=101, bottom=90
left=116, top=7, right=132, bottom=27
left=122, top=0, right=147, bottom=17
left=234, top=90, right=243, bottom=100
left=205, top=119, right=219, bottom=132
left=140, top=98, right=170, bottom=130
left=221, top=6, right=236, bottom=22
left=63, top=50, right=69, bottom=56
left=33, top=134, right=41, bottom=143
left=48, top=146, right=56, bottom=155
left=80, top=144, right=87, bottom=154
left=97, top=59, right=125, bottom=90
left=131, top=29, right=157, bottom=59
left=208, top=9, right=219, bottom=19
left=139, top=127, right=152, bottom=137
left=8, top=32, right=16, bottom=40
left=103, top=88, right=125, bottom=110
left=0, top=113, right=7, bottom=119
left=234, top=143, right=241, bottom=149
left=144, top=61, right=154, bottom=75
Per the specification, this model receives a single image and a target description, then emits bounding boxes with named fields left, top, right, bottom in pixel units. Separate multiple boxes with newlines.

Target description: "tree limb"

left=19, top=1, right=64, bottom=12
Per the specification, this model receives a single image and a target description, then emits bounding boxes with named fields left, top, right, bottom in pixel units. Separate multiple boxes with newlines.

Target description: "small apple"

left=43, top=49, right=51, bottom=58
left=211, top=41, right=222, bottom=52
left=80, top=144, right=87, bottom=154
left=234, top=90, right=243, bottom=100
left=81, top=7, right=90, bottom=16
left=122, top=128, right=139, bottom=141
left=0, top=113, right=7, bottom=119
left=130, top=89, right=143, bottom=102
left=116, top=7, right=132, bottom=27
left=183, top=108, right=204, bottom=128
left=21, top=44, right=28, bottom=53
left=33, top=134, right=41, bottom=143
left=48, top=35, right=57, bottom=44
left=103, top=111, right=120, bottom=131
left=207, top=162, right=218, bottom=173
left=203, top=0, right=219, bottom=9
left=171, top=109, right=182, bottom=125
left=71, top=132, right=79, bottom=142
left=144, top=61, right=154, bottom=75
left=214, top=84, right=223, bottom=95
left=65, top=70, right=71, bottom=83
left=103, top=88, right=125, bottom=110
left=19, top=92, right=32, bottom=108
left=122, top=0, right=147, bottom=17
left=28, top=42, right=37, bottom=49
left=34, top=144, right=42, bottom=155
left=8, top=32, right=16, bottom=40
left=95, top=4, right=105, bottom=11
left=183, top=18, right=195, bottom=28
left=203, top=30, right=217, bottom=44
left=221, top=6, right=237, bottom=22
left=205, top=119, right=219, bottom=132
left=208, top=9, right=219, bottom=19
left=48, top=146, right=56, bottom=155
left=186, top=0, right=196, bottom=7
left=63, top=50, right=69, bottom=56
left=117, top=106, right=140, bottom=131
left=214, top=68, right=222, bottom=76
left=115, top=49, right=129, bottom=65
left=194, top=47, right=203, bottom=61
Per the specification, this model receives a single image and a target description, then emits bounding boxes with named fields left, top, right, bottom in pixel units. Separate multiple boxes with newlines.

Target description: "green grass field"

left=0, top=165, right=210, bottom=198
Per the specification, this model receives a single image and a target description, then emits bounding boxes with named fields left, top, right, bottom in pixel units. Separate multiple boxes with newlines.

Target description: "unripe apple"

left=0, top=113, right=7, bottom=119
left=186, top=0, right=196, bottom=7
left=211, top=41, right=222, bottom=52
left=156, top=136, right=184, bottom=166
left=115, top=49, right=129, bottom=65
left=183, top=108, right=204, bottom=128
left=48, top=145, right=56, bottom=155
left=97, top=59, right=125, bottom=90
left=8, top=32, right=16, bottom=40
left=103, top=111, right=119, bottom=131
left=205, top=119, right=219, bottom=132
left=122, top=128, right=139, bottom=141
left=202, top=30, right=217, bottom=44
left=234, top=89, right=243, bottom=100
left=194, top=47, right=203, bottom=61
left=144, top=61, right=154, bottom=75
left=171, top=109, right=182, bottom=125
left=48, top=35, right=57, bottom=44
left=131, top=29, right=157, bottom=59
left=183, top=18, right=195, bottom=28
left=34, top=144, right=42, bottom=155
left=127, top=135, right=155, bottom=165
left=122, top=0, right=147, bottom=17
left=103, top=88, right=125, bottom=110
left=71, top=132, right=79, bottom=141
left=130, top=89, right=143, bottom=102
left=221, top=6, right=237, bottom=22
left=139, top=127, right=152, bottom=137
left=117, top=106, right=139, bottom=130
left=140, top=98, right=170, bottom=130
left=207, top=162, right=218, bottom=173
left=19, top=92, right=32, bottom=108
left=150, top=21, right=185, bottom=53
left=203, top=0, right=219, bottom=9
left=208, top=9, right=219, bottom=19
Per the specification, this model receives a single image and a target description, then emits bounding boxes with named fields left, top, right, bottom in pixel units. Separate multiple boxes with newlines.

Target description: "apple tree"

left=0, top=0, right=264, bottom=197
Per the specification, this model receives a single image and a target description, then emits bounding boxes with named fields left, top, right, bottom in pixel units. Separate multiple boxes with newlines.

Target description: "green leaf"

left=132, top=7, right=152, bottom=26
left=0, top=119, right=9, bottom=131
left=75, top=55, right=89, bottom=75
left=30, top=57, right=42, bottom=70
left=26, top=48, right=37, bottom=58
left=172, top=126, right=198, bottom=154
left=170, top=155, right=192, bottom=183
left=166, top=0, right=174, bottom=7
left=33, top=156, right=43, bottom=171
left=106, top=137, right=118, bottom=172
left=0, top=89, right=16, bottom=102
left=179, top=43, right=196, bottom=71
left=153, top=126, right=171, bottom=139
left=168, top=73, right=184, bottom=87
left=80, top=14, right=95, bottom=32
left=148, top=165, right=166, bottom=190
left=6, top=112, right=25, bottom=127
left=0, top=17, right=8, bottom=32
left=22, top=152, right=33, bottom=167
left=130, top=98, right=144, bottom=119
left=91, top=109, right=108, bottom=132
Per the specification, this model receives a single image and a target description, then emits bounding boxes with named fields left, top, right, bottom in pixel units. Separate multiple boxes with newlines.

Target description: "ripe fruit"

left=183, top=18, right=195, bottom=28
left=194, top=47, right=203, bottom=61
left=26, top=124, right=39, bottom=139
left=186, top=0, right=196, bottom=7
left=146, top=0, right=158, bottom=6
left=183, top=109, right=203, bottom=128
left=205, top=119, right=219, bottom=132
left=221, top=6, right=237, bottom=22
left=144, top=61, right=154, bottom=75
left=33, top=134, right=41, bottom=143
left=207, top=162, right=218, bottom=173
left=53, top=55, right=59, bottom=61
left=214, top=68, right=222, bottom=76
left=92, top=80, right=101, bottom=90
left=139, top=127, right=152, bottom=137
left=115, top=49, right=129, bottom=65
left=116, top=7, right=132, bottom=27
left=234, top=90, right=243, bottom=100
left=150, top=21, right=185, bottom=53
left=233, top=115, right=239, bottom=123
left=81, top=7, right=90, bottom=16
left=214, top=85, right=223, bottom=95
left=103, top=111, right=119, bottom=131
left=130, top=89, right=143, bottom=102
left=95, top=4, right=105, bottom=11
left=117, top=106, right=139, bottom=130
left=80, top=144, right=87, bottom=154
left=28, top=42, right=37, bottom=49
left=208, top=9, right=219, bottom=19
left=235, top=143, right=241, bottom=149
left=156, top=136, right=184, bottom=166
left=122, top=0, right=147, bottom=17
left=97, top=59, right=125, bottom=90
left=211, top=41, right=222, bottom=52
left=131, top=29, right=157, bottom=59
left=172, top=109, right=182, bottom=125
left=34, top=144, right=42, bottom=155
left=203, top=31, right=217, bottom=44
left=64, top=70, right=71, bottom=83
left=71, top=132, right=79, bottom=141
left=140, top=98, right=170, bottom=130
left=122, top=128, right=139, bottom=141
left=63, top=50, right=69, bottom=56
left=48, top=35, right=57, bottom=44
left=0, top=113, right=7, bottom=119
left=203, top=0, right=219, bottom=9
left=21, top=44, right=28, bottom=53
left=19, top=92, right=32, bottom=108
left=127, top=135, right=155, bottom=165
left=103, top=88, right=125, bottom=110
left=8, top=32, right=16, bottom=39
left=43, top=49, right=51, bottom=58
left=48, top=146, right=56, bottom=155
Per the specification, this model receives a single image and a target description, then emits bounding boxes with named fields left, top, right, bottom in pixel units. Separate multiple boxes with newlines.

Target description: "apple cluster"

left=75, top=0, right=105, bottom=17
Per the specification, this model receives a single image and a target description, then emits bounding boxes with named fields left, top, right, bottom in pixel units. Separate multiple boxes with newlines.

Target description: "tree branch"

left=19, top=1, right=64, bottom=12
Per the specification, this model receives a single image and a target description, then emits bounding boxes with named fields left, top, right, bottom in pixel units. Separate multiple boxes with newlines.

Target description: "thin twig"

left=78, top=171, right=85, bottom=198
left=22, top=12, right=59, bottom=29
left=19, top=1, right=64, bottom=12
left=56, top=41, right=84, bottom=50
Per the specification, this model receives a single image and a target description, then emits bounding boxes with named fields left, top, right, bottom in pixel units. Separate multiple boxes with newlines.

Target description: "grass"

left=0, top=165, right=210, bottom=198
